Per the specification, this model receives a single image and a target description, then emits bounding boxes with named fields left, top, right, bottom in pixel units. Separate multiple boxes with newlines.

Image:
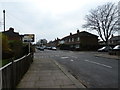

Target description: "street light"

left=3, top=10, right=5, bottom=32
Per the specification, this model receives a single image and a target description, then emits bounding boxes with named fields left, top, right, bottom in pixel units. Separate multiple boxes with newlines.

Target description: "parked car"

left=98, top=46, right=112, bottom=52
left=37, top=47, right=44, bottom=51
left=51, top=47, right=57, bottom=50
left=109, top=45, right=120, bottom=55
left=113, top=45, right=120, bottom=51
left=45, top=47, right=51, bottom=50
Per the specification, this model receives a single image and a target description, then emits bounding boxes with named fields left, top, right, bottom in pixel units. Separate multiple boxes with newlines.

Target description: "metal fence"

left=0, top=53, right=33, bottom=89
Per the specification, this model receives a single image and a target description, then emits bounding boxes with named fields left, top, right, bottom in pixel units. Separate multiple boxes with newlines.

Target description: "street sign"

left=23, top=34, right=35, bottom=42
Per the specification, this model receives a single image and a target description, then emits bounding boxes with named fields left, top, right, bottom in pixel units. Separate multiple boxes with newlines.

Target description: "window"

left=72, top=38, right=74, bottom=42
left=69, top=38, right=71, bottom=42
left=77, top=37, right=80, bottom=41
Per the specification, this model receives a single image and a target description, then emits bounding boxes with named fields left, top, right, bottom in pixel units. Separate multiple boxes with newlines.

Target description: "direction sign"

left=23, top=34, right=35, bottom=42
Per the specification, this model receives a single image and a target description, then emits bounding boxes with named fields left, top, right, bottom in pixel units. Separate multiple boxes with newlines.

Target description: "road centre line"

left=84, top=59, right=112, bottom=68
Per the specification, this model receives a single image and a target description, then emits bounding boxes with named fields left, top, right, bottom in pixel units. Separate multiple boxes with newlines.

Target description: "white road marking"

left=69, top=51, right=73, bottom=53
left=70, top=59, right=74, bottom=61
left=61, top=57, right=69, bottom=59
left=84, top=59, right=112, bottom=68
left=71, top=56, right=77, bottom=58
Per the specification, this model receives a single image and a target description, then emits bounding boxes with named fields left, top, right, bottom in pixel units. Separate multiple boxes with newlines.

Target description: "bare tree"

left=83, top=2, right=119, bottom=45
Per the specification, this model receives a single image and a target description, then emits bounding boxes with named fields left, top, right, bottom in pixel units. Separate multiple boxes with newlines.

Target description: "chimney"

left=77, top=29, right=79, bottom=33
left=70, top=33, right=72, bottom=36
left=9, top=27, right=14, bottom=32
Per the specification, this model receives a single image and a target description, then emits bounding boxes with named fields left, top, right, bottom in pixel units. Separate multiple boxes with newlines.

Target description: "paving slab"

left=17, top=54, right=85, bottom=88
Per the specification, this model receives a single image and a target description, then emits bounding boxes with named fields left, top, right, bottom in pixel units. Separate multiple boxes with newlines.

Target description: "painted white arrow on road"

left=61, top=57, right=69, bottom=59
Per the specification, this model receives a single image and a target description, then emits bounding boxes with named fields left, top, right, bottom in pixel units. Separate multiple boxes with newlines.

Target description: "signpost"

left=23, top=34, right=34, bottom=42
left=23, top=34, right=35, bottom=53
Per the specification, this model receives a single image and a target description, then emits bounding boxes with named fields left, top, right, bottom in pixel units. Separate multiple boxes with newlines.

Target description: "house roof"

left=2, top=27, right=20, bottom=37
left=61, top=31, right=98, bottom=40
left=75, top=31, right=98, bottom=37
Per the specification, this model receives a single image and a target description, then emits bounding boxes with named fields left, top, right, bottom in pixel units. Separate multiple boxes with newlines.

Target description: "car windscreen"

left=113, top=45, right=120, bottom=49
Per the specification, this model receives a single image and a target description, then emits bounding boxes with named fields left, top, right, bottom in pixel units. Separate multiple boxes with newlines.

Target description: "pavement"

left=17, top=53, right=85, bottom=88
left=94, top=53, right=120, bottom=60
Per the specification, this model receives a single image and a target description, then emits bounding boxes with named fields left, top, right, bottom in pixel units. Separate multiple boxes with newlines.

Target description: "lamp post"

left=3, top=10, right=5, bottom=32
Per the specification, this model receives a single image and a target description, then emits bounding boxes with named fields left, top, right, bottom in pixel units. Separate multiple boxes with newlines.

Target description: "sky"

left=0, top=0, right=119, bottom=43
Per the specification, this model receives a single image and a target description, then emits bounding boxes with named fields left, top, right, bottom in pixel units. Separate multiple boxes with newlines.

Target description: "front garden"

left=0, top=33, right=34, bottom=67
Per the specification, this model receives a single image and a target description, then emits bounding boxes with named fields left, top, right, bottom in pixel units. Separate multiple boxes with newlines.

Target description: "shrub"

left=8, top=41, right=34, bottom=59
left=1, top=33, right=13, bottom=59
left=8, top=40, right=25, bottom=59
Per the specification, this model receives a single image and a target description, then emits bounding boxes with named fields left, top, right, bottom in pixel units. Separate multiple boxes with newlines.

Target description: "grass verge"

left=0, top=59, right=11, bottom=67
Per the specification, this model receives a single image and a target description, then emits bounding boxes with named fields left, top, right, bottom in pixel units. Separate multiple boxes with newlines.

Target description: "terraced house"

left=2, top=27, right=22, bottom=41
left=59, top=30, right=98, bottom=51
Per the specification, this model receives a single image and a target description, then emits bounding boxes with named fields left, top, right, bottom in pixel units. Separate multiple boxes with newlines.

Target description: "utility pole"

left=3, top=10, right=5, bottom=32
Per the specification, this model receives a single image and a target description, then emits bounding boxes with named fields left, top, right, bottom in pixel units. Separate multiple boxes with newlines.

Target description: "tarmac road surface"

left=37, top=49, right=118, bottom=88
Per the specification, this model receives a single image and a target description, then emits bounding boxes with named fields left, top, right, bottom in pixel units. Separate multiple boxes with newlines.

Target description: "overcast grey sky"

left=0, top=0, right=119, bottom=42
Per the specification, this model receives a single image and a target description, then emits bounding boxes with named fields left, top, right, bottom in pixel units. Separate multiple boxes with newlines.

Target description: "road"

left=35, top=49, right=118, bottom=88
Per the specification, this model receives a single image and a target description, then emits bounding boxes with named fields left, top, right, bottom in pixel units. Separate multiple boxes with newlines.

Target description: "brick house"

left=59, top=30, right=98, bottom=50
left=2, top=27, right=21, bottom=41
